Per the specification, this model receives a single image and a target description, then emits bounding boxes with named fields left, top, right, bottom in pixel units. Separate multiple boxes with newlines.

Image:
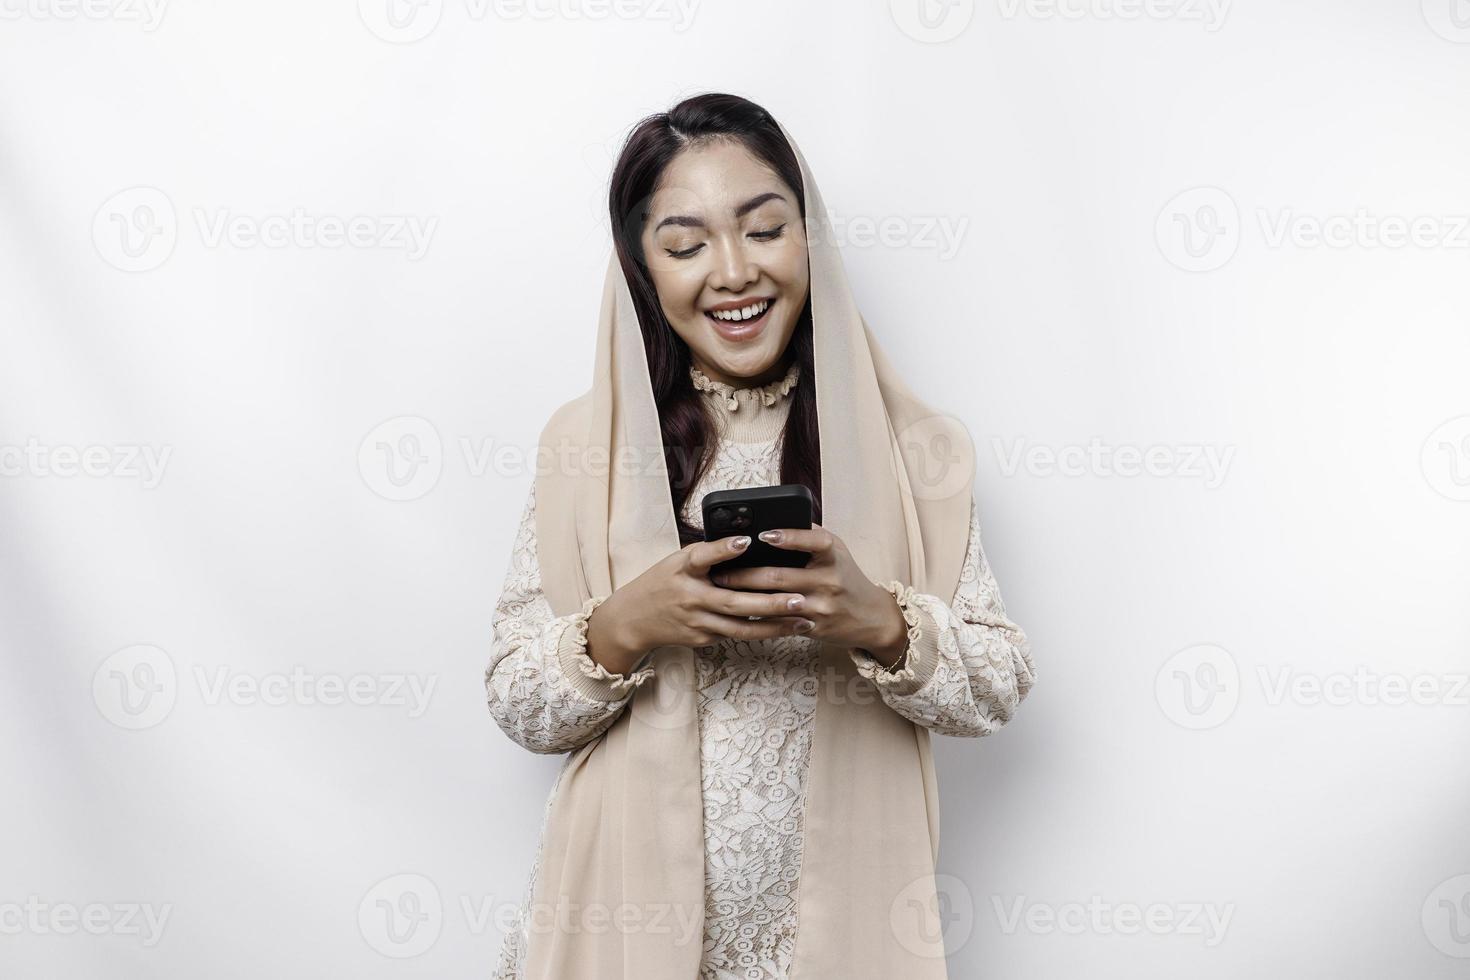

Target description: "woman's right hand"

left=584, top=534, right=814, bottom=675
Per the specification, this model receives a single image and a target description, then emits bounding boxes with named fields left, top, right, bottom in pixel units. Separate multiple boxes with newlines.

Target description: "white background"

left=3, top=1, right=1469, bottom=977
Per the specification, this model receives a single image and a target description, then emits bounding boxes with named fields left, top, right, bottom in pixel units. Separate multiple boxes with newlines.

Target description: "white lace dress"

left=485, top=361, right=1036, bottom=980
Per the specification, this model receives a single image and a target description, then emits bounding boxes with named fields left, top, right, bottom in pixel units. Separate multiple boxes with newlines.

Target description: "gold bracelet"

left=875, top=579, right=923, bottom=674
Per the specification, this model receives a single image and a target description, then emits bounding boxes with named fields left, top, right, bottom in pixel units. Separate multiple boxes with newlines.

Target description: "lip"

left=705, top=295, right=775, bottom=314
left=705, top=297, right=775, bottom=343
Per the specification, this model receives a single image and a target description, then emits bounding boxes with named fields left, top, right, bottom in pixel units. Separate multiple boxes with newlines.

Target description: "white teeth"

left=709, top=299, right=770, bottom=322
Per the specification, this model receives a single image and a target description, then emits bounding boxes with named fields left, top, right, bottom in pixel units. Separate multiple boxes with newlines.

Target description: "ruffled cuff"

left=850, top=580, right=942, bottom=697
left=554, top=595, right=656, bottom=703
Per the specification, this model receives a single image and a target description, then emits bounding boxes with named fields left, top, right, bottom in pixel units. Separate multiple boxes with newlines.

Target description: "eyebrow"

left=652, top=191, right=787, bottom=233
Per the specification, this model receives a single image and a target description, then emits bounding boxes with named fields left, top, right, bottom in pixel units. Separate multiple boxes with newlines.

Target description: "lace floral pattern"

left=682, top=441, right=818, bottom=980
left=484, top=368, right=1035, bottom=979
left=492, top=769, right=559, bottom=980
left=484, top=482, right=653, bottom=756
left=850, top=503, right=1037, bottom=737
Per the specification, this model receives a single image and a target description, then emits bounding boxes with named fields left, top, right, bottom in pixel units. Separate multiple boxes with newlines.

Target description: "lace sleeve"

left=850, top=496, right=1036, bottom=737
left=485, top=483, right=655, bottom=754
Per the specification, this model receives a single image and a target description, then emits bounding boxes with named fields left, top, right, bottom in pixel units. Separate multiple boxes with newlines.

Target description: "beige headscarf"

left=527, top=119, right=976, bottom=978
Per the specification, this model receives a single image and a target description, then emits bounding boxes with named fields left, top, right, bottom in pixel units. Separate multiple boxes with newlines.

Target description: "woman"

left=485, top=93, right=1036, bottom=980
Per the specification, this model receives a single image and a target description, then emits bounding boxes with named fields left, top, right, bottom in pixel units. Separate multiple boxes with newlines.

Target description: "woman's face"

left=639, top=138, right=810, bottom=388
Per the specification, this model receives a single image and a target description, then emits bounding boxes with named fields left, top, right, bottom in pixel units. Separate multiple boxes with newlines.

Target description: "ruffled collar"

left=689, top=360, right=801, bottom=414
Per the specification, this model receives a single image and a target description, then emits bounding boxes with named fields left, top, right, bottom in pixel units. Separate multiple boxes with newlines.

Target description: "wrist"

left=585, top=594, right=641, bottom=675
left=859, top=582, right=910, bottom=668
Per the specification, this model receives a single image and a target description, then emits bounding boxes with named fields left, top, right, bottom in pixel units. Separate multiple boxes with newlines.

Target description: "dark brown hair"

left=608, top=93, right=821, bottom=545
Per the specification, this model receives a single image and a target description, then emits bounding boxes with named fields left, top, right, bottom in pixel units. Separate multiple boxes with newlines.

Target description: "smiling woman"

left=484, top=93, right=1036, bottom=980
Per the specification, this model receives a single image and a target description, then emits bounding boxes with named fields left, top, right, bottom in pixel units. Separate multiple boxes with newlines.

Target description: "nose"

left=707, top=236, right=758, bottom=293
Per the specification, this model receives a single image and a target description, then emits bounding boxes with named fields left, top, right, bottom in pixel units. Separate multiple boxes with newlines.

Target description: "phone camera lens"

left=711, top=507, right=732, bottom=524
left=732, top=515, right=750, bottom=529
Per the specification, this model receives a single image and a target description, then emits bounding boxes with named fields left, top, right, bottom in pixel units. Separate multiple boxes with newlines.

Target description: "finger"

left=711, top=565, right=823, bottom=594
left=692, top=583, right=807, bottom=619
left=696, top=613, right=815, bottom=643
left=684, top=534, right=753, bottom=574
left=754, top=525, right=834, bottom=557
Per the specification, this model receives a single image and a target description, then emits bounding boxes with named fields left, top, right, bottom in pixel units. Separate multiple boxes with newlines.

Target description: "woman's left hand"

left=709, top=525, right=910, bottom=666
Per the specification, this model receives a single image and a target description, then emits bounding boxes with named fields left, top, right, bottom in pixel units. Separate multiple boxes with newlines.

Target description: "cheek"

left=772, top=246, right=810, bottom=328
left=648, top=265, right=703, bottom=322
left=772, top=240, right=810, bottom=295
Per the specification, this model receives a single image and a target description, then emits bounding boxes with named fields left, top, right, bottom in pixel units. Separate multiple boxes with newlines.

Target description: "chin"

left=706, top=345, right=783, bottom=381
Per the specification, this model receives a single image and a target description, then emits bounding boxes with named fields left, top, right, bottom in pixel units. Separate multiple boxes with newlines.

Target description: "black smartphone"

left=702, top=484, right=814, bottom=573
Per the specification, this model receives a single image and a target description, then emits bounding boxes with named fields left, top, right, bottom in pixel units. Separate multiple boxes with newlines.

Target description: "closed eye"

left=664, top=224, right=787, bottom=260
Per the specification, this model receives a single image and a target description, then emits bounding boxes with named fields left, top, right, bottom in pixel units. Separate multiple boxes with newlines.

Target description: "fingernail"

left=712, top=574, right=727, bottom=587
left=786, top=595, right=805, bottom=611
left=731, top=536, right=751, bottom=550
left=794, top=619, right=815, bottom=633
left=759, top=530, right=782, bottom=543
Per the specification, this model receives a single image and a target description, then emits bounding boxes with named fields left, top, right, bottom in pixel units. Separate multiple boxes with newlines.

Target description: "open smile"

left=704, top=297, right=775, bottom=342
